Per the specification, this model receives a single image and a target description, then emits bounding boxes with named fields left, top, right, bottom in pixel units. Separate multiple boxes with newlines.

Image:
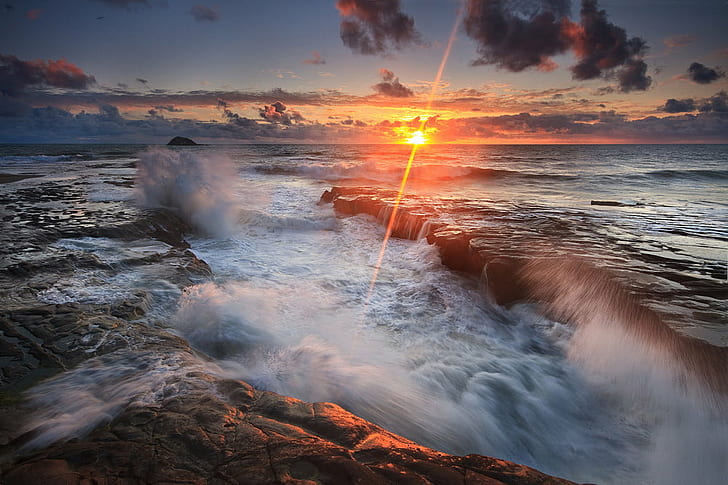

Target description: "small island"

left=167, top=136, right=198, bottom=146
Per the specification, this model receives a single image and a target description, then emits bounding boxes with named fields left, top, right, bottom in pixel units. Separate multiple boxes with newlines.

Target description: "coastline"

left=0, top=172, right=581, bottom=484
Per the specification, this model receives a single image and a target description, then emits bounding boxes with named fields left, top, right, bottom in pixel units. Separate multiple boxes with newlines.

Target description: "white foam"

left=21, top=350, right=217, bottom=451
left=135, top=148, right=239, bottom=237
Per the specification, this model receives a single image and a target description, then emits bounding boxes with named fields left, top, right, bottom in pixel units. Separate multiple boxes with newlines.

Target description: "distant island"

left=167, top=136, right=197, bottom=146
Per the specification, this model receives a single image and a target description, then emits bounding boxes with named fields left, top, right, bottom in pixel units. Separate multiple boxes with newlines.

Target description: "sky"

left=1, top=0, right=727, bottom=144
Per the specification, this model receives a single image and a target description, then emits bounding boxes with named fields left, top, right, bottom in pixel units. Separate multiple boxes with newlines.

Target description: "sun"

left=406, top=130, right=427, bottom=145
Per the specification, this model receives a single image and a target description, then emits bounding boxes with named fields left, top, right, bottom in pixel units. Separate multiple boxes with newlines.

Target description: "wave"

left=239, top=209, right=337, bottom=232
left=170, top=280, right=639, bottom=483
left=135, top=148, right=239, bottom=237
left=517, top=258, right=728, bottom=483
left=645, top=169, right=728, bottom=181
left=0, top=154, right=91, bottom=164
left=19, top=350, right=217, bottom=451
left=254, top=162, right=576, bottom=183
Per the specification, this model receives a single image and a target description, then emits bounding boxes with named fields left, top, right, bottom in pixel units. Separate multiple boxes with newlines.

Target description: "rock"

left=0, top=174, right=43, bottom=185
left=590, top=200, right=641, bottom=207
left=2, top=378, right=582, bottom=485
left=166, top=136, right=198, bottom=146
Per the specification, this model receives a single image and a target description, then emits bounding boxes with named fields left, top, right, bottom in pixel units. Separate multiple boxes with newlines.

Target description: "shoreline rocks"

left=319, top=185, right=728, bottom=401
left=0, top=178, right=582, bottom=484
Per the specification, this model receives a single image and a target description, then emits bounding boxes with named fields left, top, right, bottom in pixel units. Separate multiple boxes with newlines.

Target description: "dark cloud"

left=463, top=0, right=651, bottom=92
left=372, top=68, right=413, bottom=97
left=336, top=0, right=420, bottom=55
left=154, top=105, right=183, bottom=113
left=464, top=0, right=572, bottom=72
left=136, top=78, right=149, bottom=85
left=698, top=91, right=728, bottom=113
left=687, top=62, right=725, bottom=84
left=259, top=101, right=304, bottom=125
left=0, top=54, right=96, bottom=97
left=616, top=58, right=651, bottom=92
left=189, top=5, right=219, bottom=22
left=215, top=98, right=257, bottom=127
left=0, top=102, right=330, bottom=143
left=663, top=98, right=696, bottom=113
left=568, top=0, right=651, bottom=91
left=92, top=0, right=149, bottom=8
left=303, top=51, right=326, bottom=65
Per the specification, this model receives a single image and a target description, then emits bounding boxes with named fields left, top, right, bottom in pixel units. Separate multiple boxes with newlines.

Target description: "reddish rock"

left=2, top=378, right=581, bottom=485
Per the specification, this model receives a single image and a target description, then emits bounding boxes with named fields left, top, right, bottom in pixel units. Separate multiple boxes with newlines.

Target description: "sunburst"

left=405, top=130, right=427, bottom=145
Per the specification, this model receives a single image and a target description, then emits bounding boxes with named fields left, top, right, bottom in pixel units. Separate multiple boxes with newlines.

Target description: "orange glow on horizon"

left=405, top=130, right=427, bottom=145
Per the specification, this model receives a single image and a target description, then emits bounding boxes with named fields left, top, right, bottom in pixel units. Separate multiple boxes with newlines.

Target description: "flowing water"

left=1, top=143, right=726, bottom=484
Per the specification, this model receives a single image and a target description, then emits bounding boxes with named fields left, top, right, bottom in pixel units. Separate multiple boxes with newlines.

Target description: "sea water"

left=2, top=143, right=726, bottom=484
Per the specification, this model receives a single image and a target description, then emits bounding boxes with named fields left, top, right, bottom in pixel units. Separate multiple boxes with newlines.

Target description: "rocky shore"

left=0, top=176, right=582, bottom=484
left=320, top=185, right=728, bottom=399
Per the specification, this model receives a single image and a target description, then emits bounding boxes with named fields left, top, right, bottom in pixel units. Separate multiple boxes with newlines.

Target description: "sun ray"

left=366, top=3, right=463, bottom=303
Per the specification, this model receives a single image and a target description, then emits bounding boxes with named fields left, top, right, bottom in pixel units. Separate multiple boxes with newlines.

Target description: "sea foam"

left=135, top=148, right=238, bottom=237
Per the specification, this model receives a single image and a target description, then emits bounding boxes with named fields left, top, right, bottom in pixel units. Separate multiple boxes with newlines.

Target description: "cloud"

left=154, top=105, right=183, bottom=113
left=303, top=51, right=326, bottom=65
left=463, top=0, right=652, bottom=92
left=567, top=0, right=651, bottom=92
left=259, top=101, right=304, bottom=125
left=189, top=5, right=219, bottom=22
left=26, top=8, right=41, bottom=20
left=687, top=62, right=725, bottom=84
left=92, top=0, right=150, bottom=8
left=18, top=86, right=361, bottom=113
left=663, top=34, right=695, bottom=52
left=336, top=0, right=420, bottom=55
left=372, top=68, right=413, bottom=97
left=616, top=58, right=651, bottom=92
left=422, top=109, right=728, bottom=142
left=2, top=99, right=727, bottom=144
left=0, top=103, right=322, bottom=143
left=217, top=100, right=258, bottom=127
left=698, top=91, right=728, bottom=113
left=136, top=78, right=148, bottom=85
left=0, top=54, right=96, bottom=96
left=464, top=0, right=572, bottom=72
left=662, top=98, right=696, bottom=113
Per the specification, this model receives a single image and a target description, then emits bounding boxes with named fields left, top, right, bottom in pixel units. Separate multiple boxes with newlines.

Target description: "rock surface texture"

left=321, top=185, right=728, bottom=400
left=0, top=176, right=581, bottom=484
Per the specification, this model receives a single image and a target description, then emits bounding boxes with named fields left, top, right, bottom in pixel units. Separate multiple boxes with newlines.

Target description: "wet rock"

left=0, top=174, right=43, bottom=185
left=590, top=200, right=642, bottom=207
left=2, top=377, right=581, bottom=485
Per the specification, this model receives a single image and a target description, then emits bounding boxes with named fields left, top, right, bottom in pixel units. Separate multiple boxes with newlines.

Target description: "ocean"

left=1, top=143, right=726, bottom=484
